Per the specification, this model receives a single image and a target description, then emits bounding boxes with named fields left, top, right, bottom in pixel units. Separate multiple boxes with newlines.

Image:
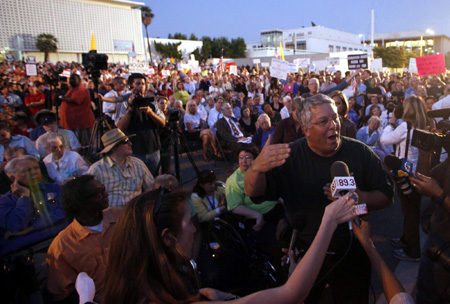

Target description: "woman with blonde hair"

left=381, top=95, right=433, bottom=262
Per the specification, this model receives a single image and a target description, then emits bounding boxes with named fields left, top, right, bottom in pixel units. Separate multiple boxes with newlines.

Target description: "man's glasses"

left=310, top=115, right=340, bottom=128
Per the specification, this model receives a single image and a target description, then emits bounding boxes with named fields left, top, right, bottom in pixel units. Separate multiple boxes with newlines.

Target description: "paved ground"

left=173, top=149, right=424, bottom=304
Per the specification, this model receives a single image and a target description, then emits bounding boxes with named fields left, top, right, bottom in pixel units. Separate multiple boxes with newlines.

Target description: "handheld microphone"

left=330, top=161, right=367, bottom=230
left=384, top=155, right=415, bottom=196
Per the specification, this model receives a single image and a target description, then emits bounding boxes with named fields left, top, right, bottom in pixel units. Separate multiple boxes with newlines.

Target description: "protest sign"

left=25, top=64, right=37, bottom=76
left=149, top=68, right=155, bottom=76
left=371, top=58, right=383, bottom=71
left=288, top=63, right=298, bottom=73
left=408, top=58, right=418, bottom=74
left=229, top=65, right=237, bottom=75
left=326, top=57, right=340, bottom=66
left=5, top=54, right=15, bottom=61
left=328, top=66, right=336, bottom=73
left=129, top=62, right=150, bottom=74
left=253, top=59, right=261, bottom=64
left=347, top=54, right=368, bottom=70
left=261, top=62, right=270, bottom=67
left=312, top=60, right=328, bottom=72
left=161, top=70, right=171, bottom=77
left=188, top=60, right=199, bottom=68
left=27, top=56, right=36, bottom=63
left=191, top=67, right=201, bottom=74
left=294, top=58, right=310, bottom=69
left=270, top=58, right=289, bottom=81
left=415, top=54, right=446, bottom=76
left=201, top=70, right=208, bottom=76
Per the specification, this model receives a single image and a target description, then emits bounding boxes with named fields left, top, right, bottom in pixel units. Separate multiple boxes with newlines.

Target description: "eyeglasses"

left=310, top=115, right=340, bottom=128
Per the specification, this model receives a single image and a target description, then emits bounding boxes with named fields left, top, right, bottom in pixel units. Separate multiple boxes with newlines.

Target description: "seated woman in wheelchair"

left=191, top=169, right=227, bottom=224
left=100, top=187, right=357, bottom=303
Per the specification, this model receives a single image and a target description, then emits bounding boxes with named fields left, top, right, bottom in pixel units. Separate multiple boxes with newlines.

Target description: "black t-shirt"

left=265, top=136, right=394, bottom=251
left=126, top=103, right=160, bottom=155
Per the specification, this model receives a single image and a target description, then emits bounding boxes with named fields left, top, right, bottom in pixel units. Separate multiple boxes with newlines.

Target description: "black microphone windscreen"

left=427, top=108, right=450, bottom=118
left=384, top=155, right=402, bottom=171
left=330, top=161, right=350, bottom=178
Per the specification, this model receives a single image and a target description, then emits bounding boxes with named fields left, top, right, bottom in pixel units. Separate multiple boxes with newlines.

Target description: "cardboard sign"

left=27, top=56, right=36, bottom=63
left=188, top=60, right=199, bottom=68
left=229, top=65, right=237, bottom=75
left=5, top=54, right=15, bottom=61
left=191, top=67, right=201, bottom=74
left=261, top=62, right=270, bottom=67
left=129, top=62, right=150, bottom=74
left=371, top=58, right=383, bottom=71
left=294, top=58, right=310, bottom=69
left=288, top=63, right=298, bottom=73
left=328, top=66, right=336, bottom=73
left=415, top=54, right=446, bottom=76
left=326, top=57, right=340, bottom=66
left=161, top=70, right=171, bottom=77
left=408, top=58, right=418, bottom=74
left=312, top=60, right=328, bottom=72
left=149, top=68, right=155, bottom=76
left=25, top=64, right=37, bottom=76
left=347, top=54, right=368, bottom=70
left=270, top=58, right=289, bottom=81
left=253, top=59, right=261, bottom=64
left=59, top=69, right=71, bottom=78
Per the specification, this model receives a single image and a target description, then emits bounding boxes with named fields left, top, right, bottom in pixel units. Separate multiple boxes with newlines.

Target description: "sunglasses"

left=119, top=138, right=130, bottom=145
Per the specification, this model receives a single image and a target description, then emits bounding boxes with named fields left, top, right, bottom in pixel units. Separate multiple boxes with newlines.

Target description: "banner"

left=27, top=56, right=36, bottom=63
left=25, top=64, right=37, bottom=76
left=191, top=67, right=201, bottom=74
left=113, top=40, right=133, bottom=52
left=229, top=65, right=237, bottom=75
left=415, top=54, right=446, bottom=76
left=253, top=59, right=261, bottom=64
left=288, top=63, right=298, bottom=73
left=347, top=54, right=368, bottom=70
left=261, top=62, right=270, bottom=67
left=270, top=58, right=289, bottom=81
left=326, top=57, right=340, bottom=66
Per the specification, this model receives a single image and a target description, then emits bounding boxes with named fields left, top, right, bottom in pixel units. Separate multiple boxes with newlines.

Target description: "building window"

left=297, top=32, right=304, bottom=37
left=329, top=45, right=334, bottom=52
left=336, top=46, right=341, bottom=52
left=342, top=47, right=347, bottom=52
left=297, top=40, right=306, bottom=50
left=349, top=48, right=353, bottom=51
left=308, top=31, right=312, bottom=35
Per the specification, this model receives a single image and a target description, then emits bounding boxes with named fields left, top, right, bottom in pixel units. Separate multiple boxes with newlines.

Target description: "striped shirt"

left=88, top=156, right=154, bottom=208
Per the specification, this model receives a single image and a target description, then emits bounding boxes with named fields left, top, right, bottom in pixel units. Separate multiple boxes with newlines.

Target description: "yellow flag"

left=90, top=32, right=97, bottom=51
left=279, top=42, right=285, bottom=61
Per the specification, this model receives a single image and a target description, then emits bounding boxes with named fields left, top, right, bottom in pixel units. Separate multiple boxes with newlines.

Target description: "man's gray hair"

left=291, top=97, right=304, bottom=113
left=368, top=115, right=381, bottom=125
left=297, top=94, right=334, bottom=128
left=283, top=95, right=292, bottom=103
left=4, top=155, right=39, bottom=176
left=41, top=132, right=65, bottom=150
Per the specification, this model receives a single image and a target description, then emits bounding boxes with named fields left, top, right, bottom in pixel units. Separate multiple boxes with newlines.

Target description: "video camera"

left=82, top=50, right=108, bottom=79
left=43, top=66, right=63, bottom=87
left=132, top=90, right=154, bottom=109
left=411, top=108, right=450, bottom=154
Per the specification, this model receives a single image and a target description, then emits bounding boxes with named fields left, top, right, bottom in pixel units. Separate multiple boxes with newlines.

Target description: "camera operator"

left=410, top=157, right=450, bottom=303
left=117, top=73, right=165, bottom=176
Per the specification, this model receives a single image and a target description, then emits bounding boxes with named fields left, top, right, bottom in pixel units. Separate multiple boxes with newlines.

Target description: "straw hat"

left=99, top=129, right=135, bottom=154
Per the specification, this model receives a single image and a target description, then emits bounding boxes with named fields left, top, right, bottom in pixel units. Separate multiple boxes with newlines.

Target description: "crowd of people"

left=1, top=58, right=450, bottom=304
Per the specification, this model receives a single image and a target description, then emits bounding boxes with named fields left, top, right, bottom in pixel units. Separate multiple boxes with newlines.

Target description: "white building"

left=246, top=26, right=372, bottom=58
left=0, top=0, right=146, bottom=63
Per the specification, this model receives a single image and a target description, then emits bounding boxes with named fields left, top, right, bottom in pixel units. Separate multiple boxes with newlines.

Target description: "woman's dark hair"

left=240, top=105, right=251, bottom=118
left=237, top=144, right=259, bottom=159
left=192, top=170, right=216, bottom=198
left=62, top=175, right=95, bottom=220
left=103, top=188, right=200, bottom=304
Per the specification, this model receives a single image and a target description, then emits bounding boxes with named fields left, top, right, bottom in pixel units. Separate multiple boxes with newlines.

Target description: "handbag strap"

left=404, top=122, right=411, bottom=159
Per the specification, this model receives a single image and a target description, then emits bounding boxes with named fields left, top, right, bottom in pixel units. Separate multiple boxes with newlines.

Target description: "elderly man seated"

left=252, top=114, right=274, bottom=149
left=88, top=129, right=177, bottom=208
left=217, top=102, right=251, bottom=151
left=46, top=175, right=120, bottom=303
left=0, top=155, right=67, bottom=256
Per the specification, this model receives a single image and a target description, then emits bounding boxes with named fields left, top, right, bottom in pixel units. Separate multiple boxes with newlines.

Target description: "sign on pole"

left=129, top=62, right=150, bottom=74
left=408, top=58, right=418, bottom=74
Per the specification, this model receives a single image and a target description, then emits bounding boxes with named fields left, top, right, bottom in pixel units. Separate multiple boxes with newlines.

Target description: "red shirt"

left=60, top=85, right=95, bottom=130
left=24, top=92, right=46, bottom=116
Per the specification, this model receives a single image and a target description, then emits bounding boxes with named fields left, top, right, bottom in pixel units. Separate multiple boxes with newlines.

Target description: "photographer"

left=117, top=73, right=165, bottom=176
left=410, top=158, right=450, bottom=303
left=380, top=95, right=433, bottom=261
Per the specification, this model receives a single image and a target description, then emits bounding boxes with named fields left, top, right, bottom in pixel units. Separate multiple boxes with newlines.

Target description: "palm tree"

left=36, top=33, right=58, bottom=62
left=140, top=6, right=154, bottom=63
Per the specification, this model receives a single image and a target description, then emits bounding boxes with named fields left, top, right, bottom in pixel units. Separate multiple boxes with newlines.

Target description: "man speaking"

left=245, top=94, right=394, bottom=303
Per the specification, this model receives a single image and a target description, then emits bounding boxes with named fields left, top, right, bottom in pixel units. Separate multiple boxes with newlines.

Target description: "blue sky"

left=141, top=0, right=450, bottom=42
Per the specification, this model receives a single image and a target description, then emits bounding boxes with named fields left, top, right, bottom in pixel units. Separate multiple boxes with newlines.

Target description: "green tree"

left=154, top=41, right=182, bottom=60
left=373, top=46, right=417, bottom=68
left=35, top=33, right=58, bottom=62
left=201, top=36, right=212, bottom=60
left=230, top=37, right=246, bottom=58
left=189, top=33, right=199, bottom=41
left=140, top=6, right=154, bottom=62
left=211, top=37, right=230, bottom=57
left=445, top=52, right=450, bottom=70
left=168, top=33, right=187, bottom=40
